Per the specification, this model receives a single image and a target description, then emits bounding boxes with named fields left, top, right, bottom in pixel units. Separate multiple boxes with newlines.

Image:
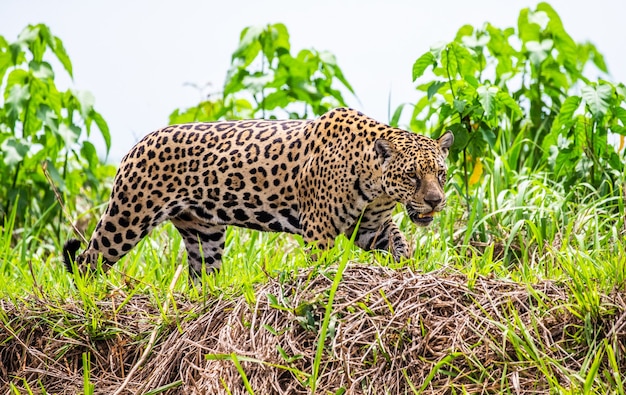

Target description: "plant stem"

left=462, top=149, right=470, bottom=207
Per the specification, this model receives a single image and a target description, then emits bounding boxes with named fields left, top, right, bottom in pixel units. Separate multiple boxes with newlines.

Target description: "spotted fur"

left=63, top=108, right=453, bottom=279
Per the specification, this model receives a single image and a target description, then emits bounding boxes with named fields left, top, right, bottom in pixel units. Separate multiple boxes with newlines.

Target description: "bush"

left=0, top=24, right=114, bottom=244
left=404, top=2, right=625, bottom=197
left=169, top=23, right=354, bottom=124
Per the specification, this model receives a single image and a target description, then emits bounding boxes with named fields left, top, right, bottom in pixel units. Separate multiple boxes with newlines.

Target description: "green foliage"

left=0, top=24, right=114, bottom=242
left=169, top=23, right=354, bottom=124
left=406, top=2, right=625, bottom=196
left=2, top=11, right=625, bottom=393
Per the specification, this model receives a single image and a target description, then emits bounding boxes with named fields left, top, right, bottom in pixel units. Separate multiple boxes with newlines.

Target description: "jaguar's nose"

left=424, top=197, right=442, bottom=209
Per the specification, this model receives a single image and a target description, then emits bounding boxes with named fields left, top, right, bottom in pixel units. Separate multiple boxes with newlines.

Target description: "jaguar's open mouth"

left=407, top=209, right=436, bottom=226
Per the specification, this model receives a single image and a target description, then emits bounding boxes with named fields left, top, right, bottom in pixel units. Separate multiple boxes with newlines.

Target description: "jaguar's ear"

left=375, top=139, right=395, bottom=165
left=437, top=131, right=454, bottom=158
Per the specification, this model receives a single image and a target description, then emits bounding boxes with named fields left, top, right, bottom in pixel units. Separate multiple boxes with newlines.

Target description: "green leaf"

left=92, top=110, right=111, bottom=152
left=0, top=41, right=13, bottom=84
left=448, top=123, right=470, bottom=151
left=36, top=103, right=59, bottom=132
left=589, top=44, right=608, bottom=73
left=319, top=51, right=354, bottom=94
left=526, top=39, right=553, bottom=65
left=232, top=25, right=263, bottom=66
left=389, top=103, right=405, bottom=128
left=51, top=36, right=73, bottom=78
left=242, top=73, right=273, bottom=93
left=262, top=90, right=290, bottom=110
left=57, top=123, right=80, bottom=147
left=464, top=74, right=479, bottom=88
left=614, top=106, right=626, bottom=127
left=5, top=82, right=30, bottom=129
left=518, top=8, right=541, bottom=43
left=496, top=90, right=522, bottom=118
left=441, top=45, right=459, bottom=79
left=412, top=52, right=436, bottom=81
left=30, top=61, right=54, bottom=80
left=454, top=24, right=474, bottom=41
left=80, top=141, right=99, bottom=169
left=0, top=137, right=30, bottom=165
left=223, top=67, right=249, bottom=96
left=427, top=81, right=445, bottom=100
left=260, top=23, right=290, bottom=62
left=73, top=89, right=95, bottom=119
left=557, top=96, right=582, bottom=126
left=476, top=85, right=498, bottom=118
left=527, top=10, right=549, bottom=30
left=581, top=84, right=612, bottom=116
left=480, top=126, right=496, bottom=147
left=453, top=99, right=466, bottom=114
left=16, top=25, right=39, bottom=47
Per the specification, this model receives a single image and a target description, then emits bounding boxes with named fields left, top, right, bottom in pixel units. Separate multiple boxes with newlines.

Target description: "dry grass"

left=2, top=263, right=625, bottom=394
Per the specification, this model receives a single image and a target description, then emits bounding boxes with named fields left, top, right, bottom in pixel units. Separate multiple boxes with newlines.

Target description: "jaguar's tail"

left=63, top=239, right=82, bottom=273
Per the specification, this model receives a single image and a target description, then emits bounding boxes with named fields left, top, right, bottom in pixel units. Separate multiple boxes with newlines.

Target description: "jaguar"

left=63, top=107, right=453, bottom=279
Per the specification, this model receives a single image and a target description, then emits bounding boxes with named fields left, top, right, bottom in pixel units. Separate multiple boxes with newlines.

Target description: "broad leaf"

left=518, top=8, right=541, bottom=43
left=581, top=84, right=611, bottom=116
left=30, top=61, right=54, bottom=80
left=557, top=96, right=581, bottom=127
left=262, top=90, right=290, bottom=110
left=36, top=104, right=59, bottom=132
left=0, top=137, right=30, bottom=165
left=73, top=89, right=95, bottom=119
left=16, top=25, right=39, bottom=46
left=427, top=81, right=445, bottom=100
left=92, top=110, right=111, bottom=152
left=412, top=52, right=435, bottom=81
left=614, top=106, right=626, bottom=127
left=453, top=99, right=466, bottom=115
left=57, top=123, right=80, bottom=147
left=448, top=123, right=470, bottom=151
left=51, top=36, right=73, bottom=78
left=0, top=42, right=13, bottom=84
left=476, top=85, right=498, bottom=118
left=232, top=25, right=263, bottom=66
left=526, top=39, right=552, bottom=65
left=480, top=126, right=496, bottom=148
left=5, top=83, right=30, bottom=128
left=496, top=90, right=522, bottom=118
left=528, top=10, right=549, bottom=30
left=454, top=24, right=474, bottom=41
left=80, top=140, right=99, bottom=169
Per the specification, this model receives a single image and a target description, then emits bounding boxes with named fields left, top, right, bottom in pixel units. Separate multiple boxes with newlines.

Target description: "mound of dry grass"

left=2, top=264, right=624, bottom=394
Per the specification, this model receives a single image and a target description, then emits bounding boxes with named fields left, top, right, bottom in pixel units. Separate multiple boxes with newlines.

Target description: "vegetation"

left=0, top=24, right=114, bottom=246
left=169, top=22, right=355, bottom=124
left=1, top=3, right=625, bottom=394
left=406, top=2, right=624, bottom=197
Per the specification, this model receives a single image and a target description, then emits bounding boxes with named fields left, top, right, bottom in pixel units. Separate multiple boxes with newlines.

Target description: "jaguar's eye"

left=407, top=172, right=421, bottom=188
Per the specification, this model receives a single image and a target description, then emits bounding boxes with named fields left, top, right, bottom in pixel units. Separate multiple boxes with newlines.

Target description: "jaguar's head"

left=375, top=130, right=454, bottom=227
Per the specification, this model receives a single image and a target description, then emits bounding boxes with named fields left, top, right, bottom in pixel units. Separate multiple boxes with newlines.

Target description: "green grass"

left=1, top=164, right=625, bottom=393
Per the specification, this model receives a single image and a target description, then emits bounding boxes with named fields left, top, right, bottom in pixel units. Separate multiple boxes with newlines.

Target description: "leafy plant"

left=0, top=24, right=114, bottom=243
left=169, top=23, right=354, bottom=124
left=406, top=2, right=625, bottom=198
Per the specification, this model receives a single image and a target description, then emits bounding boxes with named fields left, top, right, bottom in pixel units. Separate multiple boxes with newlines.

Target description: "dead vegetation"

left=2, top=264, right=625, bottom=394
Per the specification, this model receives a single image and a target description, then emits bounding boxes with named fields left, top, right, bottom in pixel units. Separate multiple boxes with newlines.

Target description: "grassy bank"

left=1, top=166, right=625, bottom=393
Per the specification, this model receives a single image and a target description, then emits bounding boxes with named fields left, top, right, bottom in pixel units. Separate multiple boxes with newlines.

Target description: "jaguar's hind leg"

left=171, top=213, right=226, bottom=280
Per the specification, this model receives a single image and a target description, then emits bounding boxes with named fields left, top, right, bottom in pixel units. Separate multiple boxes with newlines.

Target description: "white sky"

left=2, top=0, right=625, bottom=162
